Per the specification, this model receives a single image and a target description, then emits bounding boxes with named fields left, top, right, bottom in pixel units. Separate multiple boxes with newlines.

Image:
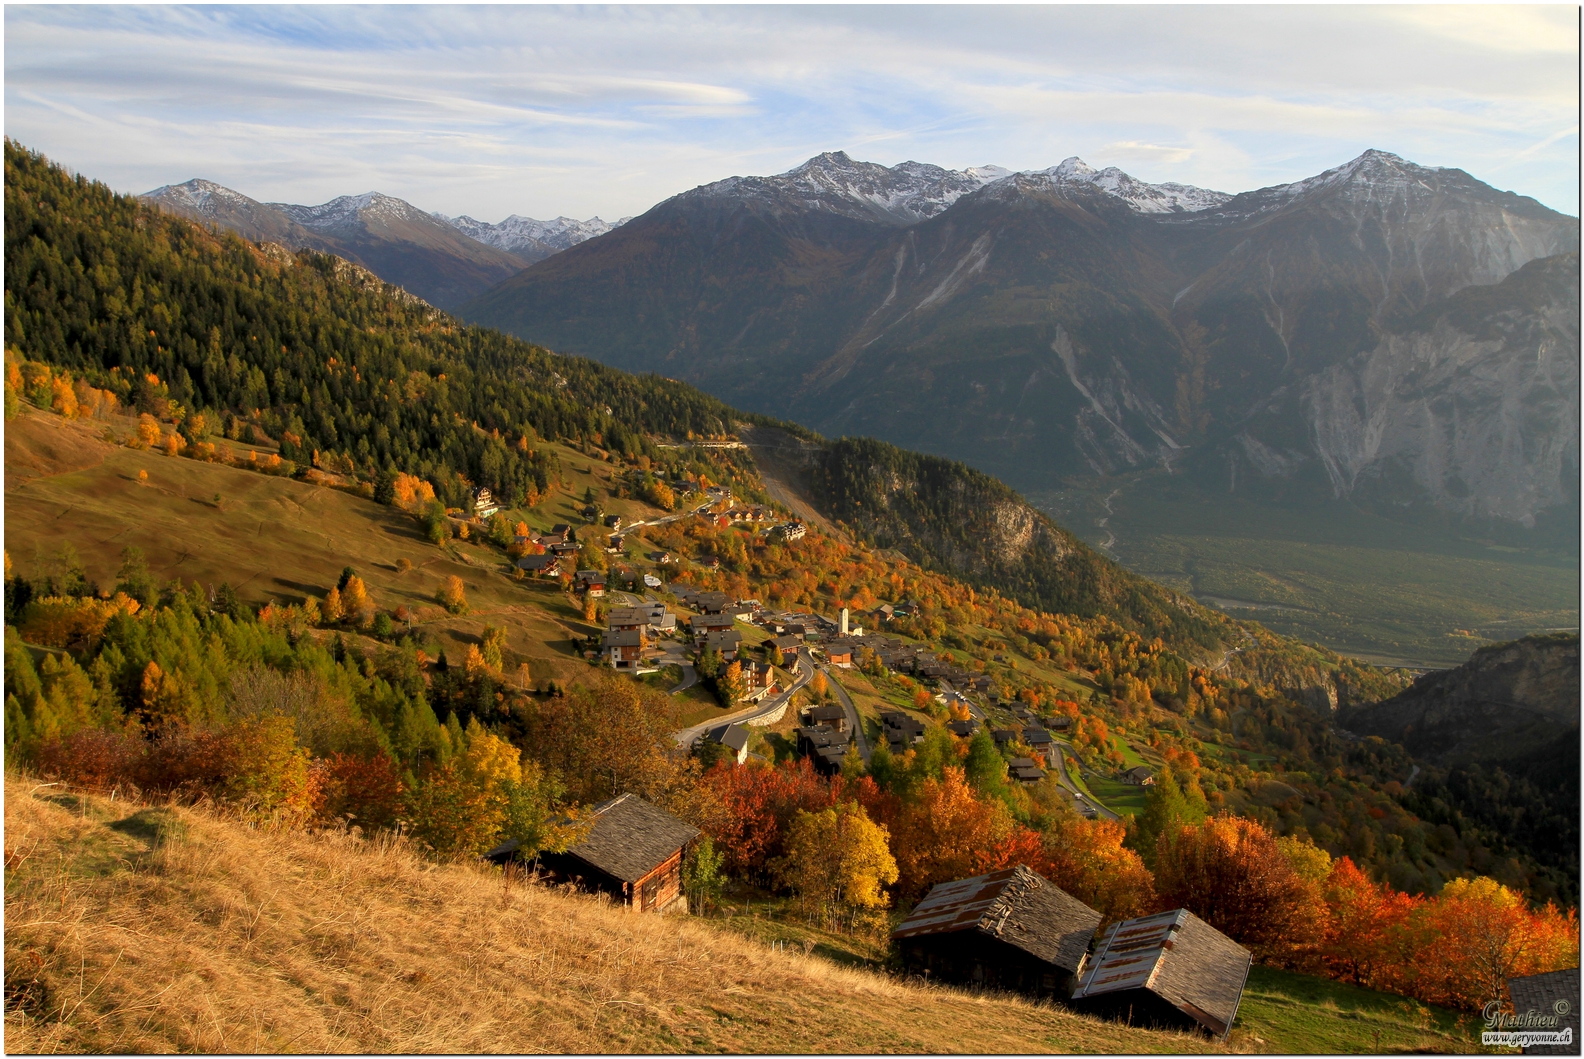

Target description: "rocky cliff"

left=1338, top=632, right=1580, bottom=766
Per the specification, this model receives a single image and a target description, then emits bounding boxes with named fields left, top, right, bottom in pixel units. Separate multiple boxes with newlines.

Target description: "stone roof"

left=563, top=793, right=700, bottom=884
left=1507, top=967, right=1581, bottom=1055
left=892, top=866, right=1101, bottom=975
left=1073, top=908, right=1252, bottom=1039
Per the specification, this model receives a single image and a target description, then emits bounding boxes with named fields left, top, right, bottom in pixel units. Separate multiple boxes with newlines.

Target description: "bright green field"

left=1233, top=966, right=1477, bottom=1053
left=1034, top=475, right=1578, bottom=669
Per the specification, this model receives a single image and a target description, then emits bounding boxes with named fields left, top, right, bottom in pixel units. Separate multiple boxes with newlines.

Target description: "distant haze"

left=5, top=5, right=1579, bottom=220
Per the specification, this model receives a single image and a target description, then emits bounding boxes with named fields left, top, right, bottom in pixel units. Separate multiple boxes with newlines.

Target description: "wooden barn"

left=487, top=793, right=700, bottom=914
left=1069, top=908, right=1252, bottom=1039
left=892, top=866, right=1102, bottom=1000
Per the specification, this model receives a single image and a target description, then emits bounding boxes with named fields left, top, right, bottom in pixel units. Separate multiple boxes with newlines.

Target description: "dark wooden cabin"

left=487, top=793, right=700, bottom=914
left=892, top=866, right=1102, bottom=1000
left=1069, top=908, right=1252, bottom=1039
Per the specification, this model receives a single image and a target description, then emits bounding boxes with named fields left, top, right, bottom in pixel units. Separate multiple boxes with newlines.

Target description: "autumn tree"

left=438, top=575, right=468, bottom=615
left=779, top=800, right=898, bottom=927
left=340, top=575, right=373, bottom=627
left=1154, top=815, right=1324, bottom=962
left=322, top=586, right=343, bottom=624
left=889, top=766, right=1015, bottom=901
left=1038, top=805, right=1157, bottom=922
left=480, top=625, right=507, bottom=671
left=1131, top=765, right=1207, bottom=867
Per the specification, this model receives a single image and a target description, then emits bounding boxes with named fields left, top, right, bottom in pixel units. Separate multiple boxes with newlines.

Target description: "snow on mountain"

left=1019, top=157, right=1233, bottom=214
left=680, top=151, right=1232, bottom=222
left=683, top=151, right=1011, bottom=225
left=271, top=192, right=433, bottom=232
left=144, top=178, right=262, bottom=217
left=437, top=213, right=628, bottom=255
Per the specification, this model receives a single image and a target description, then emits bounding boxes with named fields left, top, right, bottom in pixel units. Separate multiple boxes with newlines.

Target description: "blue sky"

left=6, top=5, right=1579, bottom=221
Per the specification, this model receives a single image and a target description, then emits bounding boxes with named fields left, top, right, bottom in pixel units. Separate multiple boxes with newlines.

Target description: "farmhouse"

left=515, top=554, right=560, bottom=577
left=1120, top=766, right=1156, bottom=786
left=490, top=793, right=699, bottom=914
left=893, top=866, right=1102, bottom=1000
left=1008, top=757, right=1046, bottom=784
left=703, top=722, right=751, bottom=765
left=1070, top=908, right=1252, bottom=1040
left=606, top=607, right=651, bottom=633
left=805, top=704, right=847, bottom=731
left=704, top=628, right=743, bottom=661
left=601, top=629, right=644, bottom=670
left=796, top=725, right=849, bottom=776
left=688, top=613, right=737, bottom=642
left=880, top=711, right=926, bottom=752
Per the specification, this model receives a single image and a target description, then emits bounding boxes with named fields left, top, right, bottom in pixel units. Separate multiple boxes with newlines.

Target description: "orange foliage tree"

left=1154, top=815, right=1325, bottom=962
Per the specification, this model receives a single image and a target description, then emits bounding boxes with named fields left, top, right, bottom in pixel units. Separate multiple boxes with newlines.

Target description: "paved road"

left=1050, top=740, right=1120, bottom=820
left=822, top=666, right=872, bottom=764
left=672, top=651, right=812, bottom=749
left=668, top=663, right=698, bottom=694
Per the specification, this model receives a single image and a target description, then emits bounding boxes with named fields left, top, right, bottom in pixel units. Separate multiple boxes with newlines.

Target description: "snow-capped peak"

left=143, top=178, right=260, bottom=215
left=1017, top=157, right=1233, bottom=214
left=436, top=213, right=627, bottom=254
left=271, top=192, right=429, bottom=231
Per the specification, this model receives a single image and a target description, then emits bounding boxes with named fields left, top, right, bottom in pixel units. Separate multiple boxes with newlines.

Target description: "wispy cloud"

left=5, top=5, right=1577, bottom=219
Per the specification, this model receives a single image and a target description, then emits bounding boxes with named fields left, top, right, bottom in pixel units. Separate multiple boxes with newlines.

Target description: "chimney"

left=840, top=608, right=849, bottom=636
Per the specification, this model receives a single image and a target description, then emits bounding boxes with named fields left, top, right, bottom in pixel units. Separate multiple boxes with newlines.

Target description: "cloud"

left=5, top=5, right=1577, bottom=219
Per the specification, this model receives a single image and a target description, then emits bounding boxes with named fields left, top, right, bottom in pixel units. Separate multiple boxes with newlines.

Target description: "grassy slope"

left=2, top=776, right=1205, bottom=1054
left=2, top=407, right=665, bottom=689
left=3, top=777, right=1480, bottom=1054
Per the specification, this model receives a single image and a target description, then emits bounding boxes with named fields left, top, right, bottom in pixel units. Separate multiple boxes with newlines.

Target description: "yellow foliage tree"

left=136, top=414, right=162, bottom=448
left=438, top=575, right=468, bottom=615
left=340, top=575, right=373, bottom=626
left=780, top=800, right=898, bottom=924
left=322, top=586, right=344, bottom=623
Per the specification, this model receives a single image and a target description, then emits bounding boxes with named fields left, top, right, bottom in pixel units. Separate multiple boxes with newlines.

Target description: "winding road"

left=822, top=666, right=872, bottom=764
left=672, top=651, right=813, bottom=749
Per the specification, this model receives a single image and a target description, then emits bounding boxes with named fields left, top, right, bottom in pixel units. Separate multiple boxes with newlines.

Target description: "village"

left=450, top=482, right=1279, bottom=1041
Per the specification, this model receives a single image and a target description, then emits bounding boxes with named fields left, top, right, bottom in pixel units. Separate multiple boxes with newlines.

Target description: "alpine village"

left=4, top=135, right=1579, bottom=1055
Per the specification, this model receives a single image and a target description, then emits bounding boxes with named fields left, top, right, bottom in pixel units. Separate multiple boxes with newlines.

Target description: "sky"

left=5, top=5, right=1579, bottom=222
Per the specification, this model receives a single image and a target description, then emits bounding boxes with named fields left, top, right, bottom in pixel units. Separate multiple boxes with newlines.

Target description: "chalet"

left=1070, top=908, right=1252, bottom=1040
left=893, top=866, right=1102, bottom=1000
left=607, top=607, right=651, bottom=634
left=604, top=514, right=623, bottom=530
left=690, top=590, right=731, bottom=614
left=1023, top=727, right=1056, bottom=766
left=881, top=711, right=927, bottom=752
left=607, top=534, right=625, bottom=553
left=991, top=728, right=1020, bottom=750
left=1506, top=967, right=1581, bottom=1055
left=741, top=660, right=777, bottom=699
left=514, top=531, right=539, bottom=547
left=516, top=554, right=561, bottom=577
left=489, top=793, right=699, bottom=914
left=1048, top=715, right=1073, bottom=731
left=549, top=524, right=575, bottom=543
left=601, top=629, right=644, bottom=670
left=688, top=613, right=737, bottom=642
left=549, top=541, right=581, bottom=558
left=805, top=704, right=847, bottom=732
left=633, top=603, right=676, bottom=631
left=769, top=634, right=803, bottom=655
left=826, top=644, right=855, bottom=668
left=703, top=722, right=751, bottom=765
left=779, top=522, right=806, bottom=541
left=1009, top=757, right=1046, bottom=784
left=704, top=628, right=743, bottom=661
left=873, top=604, right=895, bottom=623
left=472, top=487, right=501, bottom=519
left=796, top=725, right=848, bottom=776
left=946, top=719, right=979, bottom=738
left=1120, top=766, right=1156, bottom=786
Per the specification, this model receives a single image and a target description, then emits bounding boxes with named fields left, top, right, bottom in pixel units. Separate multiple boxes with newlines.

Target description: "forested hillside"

left=5, top=140, right=750, bottom=515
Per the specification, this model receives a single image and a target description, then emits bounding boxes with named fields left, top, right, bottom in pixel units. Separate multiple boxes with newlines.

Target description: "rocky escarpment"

left=1234, top=254, right=1580, bottom=524
left=1338, top=632, right=1579, bottom=766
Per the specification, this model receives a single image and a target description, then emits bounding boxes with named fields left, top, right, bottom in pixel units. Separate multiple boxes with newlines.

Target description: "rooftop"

left=892, top=866, right=1101, bottom=974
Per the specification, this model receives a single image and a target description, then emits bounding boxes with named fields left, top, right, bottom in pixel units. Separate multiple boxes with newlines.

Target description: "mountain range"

left=140, top=179, right=622, bottom=311
left=461, top=149, right=1579, bottom=529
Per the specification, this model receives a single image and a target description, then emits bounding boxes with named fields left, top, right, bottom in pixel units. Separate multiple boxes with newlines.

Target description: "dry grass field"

left=2, top=776, right=1213, bottom=1054
left=3, top=408, right=652, bottom=689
